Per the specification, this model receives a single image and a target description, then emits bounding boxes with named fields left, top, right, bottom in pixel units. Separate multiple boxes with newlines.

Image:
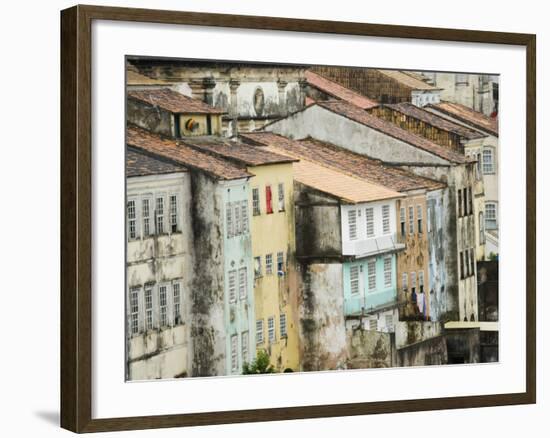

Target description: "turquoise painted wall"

left=221, top=181, right=256, bottom=375
left=343, top=255, right=397, bottom=316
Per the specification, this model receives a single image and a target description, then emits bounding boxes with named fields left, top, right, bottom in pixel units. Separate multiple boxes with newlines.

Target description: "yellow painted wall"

left=177, top=113, right=222, bottom=137
left=249, top=163, right=300, bottom=372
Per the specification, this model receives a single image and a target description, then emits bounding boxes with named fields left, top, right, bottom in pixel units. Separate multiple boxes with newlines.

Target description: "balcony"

left=343, top=233, right=405, bottom=259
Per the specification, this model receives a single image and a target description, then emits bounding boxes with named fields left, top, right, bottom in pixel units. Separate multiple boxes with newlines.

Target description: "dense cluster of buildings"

left=125, top=60, right=499, bottom=380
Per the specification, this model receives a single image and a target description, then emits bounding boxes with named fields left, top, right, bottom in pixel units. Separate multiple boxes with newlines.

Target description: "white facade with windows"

left=341, top=200, right=405, bottom=258
left=126, top=171, right=192, bottom=380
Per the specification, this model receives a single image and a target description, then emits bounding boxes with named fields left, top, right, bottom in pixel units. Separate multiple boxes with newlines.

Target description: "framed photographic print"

left=60, top=4, right=536, bottom=433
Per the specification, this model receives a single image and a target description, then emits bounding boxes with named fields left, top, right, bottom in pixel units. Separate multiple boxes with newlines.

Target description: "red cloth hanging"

left=266, top=186, right=273, bottom=214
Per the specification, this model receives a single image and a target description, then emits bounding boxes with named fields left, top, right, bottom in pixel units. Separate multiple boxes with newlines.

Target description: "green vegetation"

left=242, top=350, right=275, bottom=374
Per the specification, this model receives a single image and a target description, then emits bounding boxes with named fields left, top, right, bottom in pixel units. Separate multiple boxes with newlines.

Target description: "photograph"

left=125, top=59, right=500, bottom=380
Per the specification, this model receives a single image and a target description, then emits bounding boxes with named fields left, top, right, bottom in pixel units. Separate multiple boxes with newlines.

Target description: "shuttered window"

left=383, top=257, right=392, bottom=288
left=368, top=260, right=376, bottom=291
left=348, top=210, right=357, bottom=240
left=350, top=265, right=360, bottom=295
left=382, top=205, right=390, bottom=234
left=366, top=207, right=375, bottom=237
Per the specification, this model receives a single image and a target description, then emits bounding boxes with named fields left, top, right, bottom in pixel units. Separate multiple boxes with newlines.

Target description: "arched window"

left=482, top=148, right=495, bottom=174
left=485, top=202, right=497, bottom=230
left=479, top=212, right=485, bottom=244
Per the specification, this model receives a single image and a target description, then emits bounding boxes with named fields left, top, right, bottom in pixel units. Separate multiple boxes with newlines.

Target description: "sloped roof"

left=377, top=69, right=442, bottom=91
left=181, top=136, right=298, bottom=167
left=241, top=132, right=445, bottom=192
left=384, top=102, right=487, bottom=140
left=305, top=71, right=379, bottom=110
left=427, top=102, right=499, bottom=137
left=127, top=88, right=225, bottom=114
left=126, top=126, right=251, bottom=180
left=315, top=100, right=470, bottom=164
left=126, top=148, right=186, bottom=177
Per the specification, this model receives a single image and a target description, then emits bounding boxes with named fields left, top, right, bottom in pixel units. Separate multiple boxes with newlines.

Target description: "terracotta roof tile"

left=126, top=148, right=186, bottom=177
left=384, top=102, right=487, bottom=140
left=241, top=132, right=445, bottom=192
left=377, top=69, right=442, bottom=91
left=127, top=88, right=225, bottom=114
left=305, top=71, right=379, bottom=110
left=126, top=126, right=251, bottom=180
left=181, top=137, right=298, bottom=167
left=316, top=100, right=470, bottom=164
left=427, top=102, right=499, bottom=137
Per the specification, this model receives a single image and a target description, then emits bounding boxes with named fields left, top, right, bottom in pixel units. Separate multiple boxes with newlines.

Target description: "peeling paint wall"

left=346, top=329, right=393, bottom=368
left=127, top=98, right=173, bottom=137
left=126, top=172, right=193, bottom=380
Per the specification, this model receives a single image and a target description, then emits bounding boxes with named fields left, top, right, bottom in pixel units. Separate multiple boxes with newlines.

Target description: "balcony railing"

left=344, top=233, right=405, bottom=259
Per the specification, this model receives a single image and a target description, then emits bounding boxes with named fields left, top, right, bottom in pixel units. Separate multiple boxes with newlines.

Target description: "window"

left=129, top=287, right=140, bottom=335
left=459, top=252, right=464, bottom=279
left=155, top=197, right=165, bottom=234
left=368, top=260, right=377, bottom=291
left=369, top=319, right=378, bottom=331
left=252, top=188, right=261, bottom=215
left=278, top=183, right=285, bottom=212
left=457, top=190, right=463, bottom=217
left=144, top=285, right=153, bottom=330
left=127, top=200, right=137, bottom=239
left=265, top=185, right=273, bottom=214
left=427, top=207, right=432, bottom=233
left=385, top=314, right=394, bottom=332
left=463, top=188, right=468, bottom=218
left=479, top=212, right=485, bottom=244
left=169, top=195, right=178, bottom=232
left=466, top=250, right=471, bottom=277
left=468, top=187, right=473, bottom=215
left=173, top=283, right=181, bottom=324
left=410, top=272, right=417, bottom=291
left=254, top=256, right=262, bottom=278
left=382, top=205, right=390, bottom=234
left=228, top=270, right=237, bottom=303
left=231, top=334, right=238, bottom=372
left=400, top=207, right=406, bottom=237
left=470, top=248, right=475, bottom=277
left=383, top=257, right=392, bottom=288
left=159, top=285, right=168, bottom=326
left=226, top=202, right=234, bottom=238
left=256, top=320, right=264, bottom=344
left=485, top=202, right=497, bottom=229
left=417, top=205, right=423, bottom=234
left=483, top=149, right=495, bottom=174
left=280, top=314, right=287, bottom=338
left=348, top=210, right=357, bottom=240
left=268, top=316, right=275, bottom=342
left=408, top=206, right=414, bottom=234
left=350, top=265, right=360, bottom=295
left=241, top=332, right=249, bottom=364
left=142, top=198, right=151, bottom=237
left=241, top=201, right=249, bottom=233
left=418, top=271, right=424, bottom=293
left=402, top=272, right=408, bottom=291
left=234, top=202, right=241, bottom=236
left=238, top=267, right=247, bottom=300
left=277, top=252, right=284, bottom=274
left=265, top=254, right=273, bottom=275
left=366, top=207, right=375, bottom=237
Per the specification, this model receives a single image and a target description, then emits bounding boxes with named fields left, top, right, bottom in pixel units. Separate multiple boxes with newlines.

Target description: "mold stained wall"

left=395, top=192, right=431, bottom=320
left=126, top=172, right=193, bottom=380
left=222, top=178, right=255, bottom=375
left=250, top=163, right=300, bottom=372
left=293, top=183, right=347, bottom=371
left=127, top=99, right=173, bottom=137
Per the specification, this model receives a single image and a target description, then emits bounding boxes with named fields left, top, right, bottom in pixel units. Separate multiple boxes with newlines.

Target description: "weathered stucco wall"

left=298, top=263, right=347, bottom=371
left=127, top=98, right=173, bottom=137
left=265, top=105, right=450, bottom=165
left=346, top=329, right=393, bottom=369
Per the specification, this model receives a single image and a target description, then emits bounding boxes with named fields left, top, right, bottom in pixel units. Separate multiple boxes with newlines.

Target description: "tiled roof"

left=127, top=88, right=225, bottom=114
left=427, top=102, right=499, bottom=137
left=384, top=102, right=487, bottom=140
left=241, top=132, right=445, bottom=192
left=126, top=126, right=251, bottom=180
left=126, top=148, right=186, bottom=177
left=126, top=70, right=168, bottom=86
left=316, top=100, right=470, bottom=164
left=305, top=71, right=379, bottom=110
left=181, top=136, right=298, bottom=167
left=377, top=69, right=442, bottom=91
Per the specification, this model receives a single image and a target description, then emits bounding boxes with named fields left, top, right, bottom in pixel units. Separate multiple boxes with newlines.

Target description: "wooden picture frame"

left=60, top=4, right=536, bottom=433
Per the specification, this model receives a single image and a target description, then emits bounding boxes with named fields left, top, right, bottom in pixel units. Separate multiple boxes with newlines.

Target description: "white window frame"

left=234, top=201, right=242, bottom=236
left=256, top=319, right=264, bottom=345
left=172, top=281, right=182, bottom=325
left=144, top=283, right=154, bottom=331
left=230, top=334, right=238, bottom=372
left=127, top=198, right=138, bottom=240
left=367, top=259, right=377, bottom=292
left=482, top=148, right=495, bottom=174
left=408, top=206, right=414, bottom=234
left=485, top=202, right=498, bottom=229
left=169, top=193, right=178, bottom=233
left=382, top=204, right=390, bottom=235
left=129, top=286, right=141, bottom=336
left=226, top=201, right=234, bottom=238
left=241, top=331, right=249, bottom=364
left=155, top=195, right=165, bottom=235
left=411, top=272, right=417, bottom=290
left=416, top=205, right=423, bottom=234
left=280, top=314, right=287, bottom=338
left=348, top=209, right=358, bottom=241
left=366, top=207, right=375, bottom=238
left=158, top=283, right=169, bottom=327
left=369, top=318, right=378, bottom=331
left=400, top=206, right=406, bottom=237
left=418, top=271, right=425, bottom=292
left=252, top=188, right=261, bottom=216
left=383, top=256, right=392, bottom=288
left=228, top=269, right=237, bottom=304
left=268, top=316, right=276, bottom=343
left=278, top=182, right=285, bottom=212
left=141, top=196, right=152, bottom=238
left=241, top=200, right=249, bottom=233
left=238, top=267, right=247, bottom=300
left=277, top=251, right=285, bottom=274
left=350, top=265, right=360, bottom=295
left=265, top=253, right=273, bottom=275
